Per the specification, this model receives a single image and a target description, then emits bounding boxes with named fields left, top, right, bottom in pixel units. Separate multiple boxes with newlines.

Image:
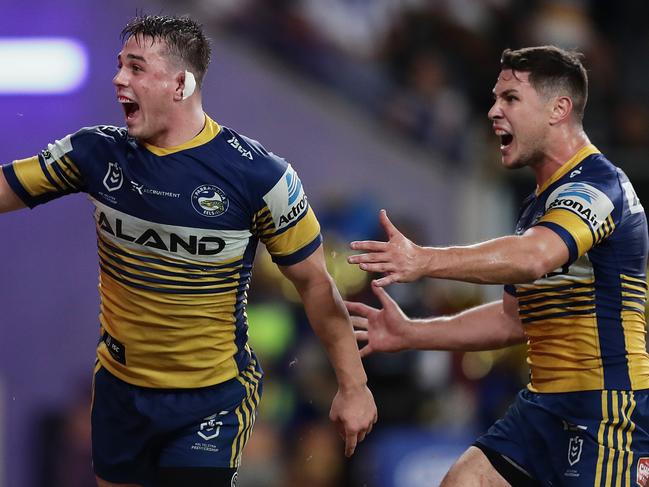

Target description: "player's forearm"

left=419, top=235, right=555, bottom=284
left=406, top=300, right=525, bottom=351
left=0, top=167, right=26, bottom=213
left=298, top=278, right=368, bottom=390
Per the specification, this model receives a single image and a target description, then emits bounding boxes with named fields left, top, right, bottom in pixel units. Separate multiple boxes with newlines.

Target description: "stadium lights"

left=0, top=38, right=88, bottom=94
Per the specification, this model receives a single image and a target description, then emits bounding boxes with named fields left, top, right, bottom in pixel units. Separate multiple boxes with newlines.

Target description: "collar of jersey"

left=141, top=114, right=221, bottom=156
left=536, top=144, right=600, bottom=196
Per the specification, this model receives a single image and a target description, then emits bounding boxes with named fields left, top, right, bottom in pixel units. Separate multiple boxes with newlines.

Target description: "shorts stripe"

left=596, top=391, right=639, bottom=487
left=229, top=359, right=261, bottom=467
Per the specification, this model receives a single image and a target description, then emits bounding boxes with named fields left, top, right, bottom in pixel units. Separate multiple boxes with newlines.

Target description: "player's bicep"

left=0, top=167, right=26, bottom=213
left=520, top=225, right=570, bottom=273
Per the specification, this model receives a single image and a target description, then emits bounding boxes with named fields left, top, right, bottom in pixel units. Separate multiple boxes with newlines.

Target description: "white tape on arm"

left=182, top=70, right=196, bottom=99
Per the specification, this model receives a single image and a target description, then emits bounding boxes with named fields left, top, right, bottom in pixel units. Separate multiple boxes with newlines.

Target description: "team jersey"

left=2, top=115, right=321, bottom=388
left=505, top=144, right=649, bottom=393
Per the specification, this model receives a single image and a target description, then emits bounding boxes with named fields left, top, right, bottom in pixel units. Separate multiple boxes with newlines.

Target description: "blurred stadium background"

left=1, top=0, right=648, bottom=486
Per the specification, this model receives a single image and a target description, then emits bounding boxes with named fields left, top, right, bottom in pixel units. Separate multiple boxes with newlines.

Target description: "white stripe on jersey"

left=92, top=199, right=252, bottom=263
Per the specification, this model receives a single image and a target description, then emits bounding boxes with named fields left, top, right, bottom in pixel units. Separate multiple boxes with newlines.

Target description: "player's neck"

left=532, top=126, right=591, bottom=187
left=144, top=104, right=206, bottom=148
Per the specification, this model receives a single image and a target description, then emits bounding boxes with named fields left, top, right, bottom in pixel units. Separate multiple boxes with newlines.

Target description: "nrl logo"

left=103, top=161, right=123, bottom=192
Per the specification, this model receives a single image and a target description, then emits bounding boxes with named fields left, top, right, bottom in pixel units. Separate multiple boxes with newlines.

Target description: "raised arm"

left=0, top=168, right=26, bottom=213
left=347, top=287, right=525, bottom=357
left=348, top=209, right=568, bottom=286
left=279, top=245, right=377, bottom=457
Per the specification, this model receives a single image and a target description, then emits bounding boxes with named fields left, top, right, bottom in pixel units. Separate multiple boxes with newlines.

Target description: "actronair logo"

left=263, top=165, right=309, bottom=230
left=545, top=182, right=614, bottom=231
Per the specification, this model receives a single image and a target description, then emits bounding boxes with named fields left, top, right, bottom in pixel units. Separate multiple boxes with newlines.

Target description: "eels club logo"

left=191, top=185, right=229, bottom=217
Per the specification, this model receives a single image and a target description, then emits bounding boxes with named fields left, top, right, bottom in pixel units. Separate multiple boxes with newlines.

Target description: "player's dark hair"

left=121, top=15, right=211, bottom=87
left=501, top=46, right=588, bottom=122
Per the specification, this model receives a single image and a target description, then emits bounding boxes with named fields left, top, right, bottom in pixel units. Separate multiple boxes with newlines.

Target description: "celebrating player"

left=0, top=14, right=376, bottom=487
left=347, top=46, right=649, bottom=486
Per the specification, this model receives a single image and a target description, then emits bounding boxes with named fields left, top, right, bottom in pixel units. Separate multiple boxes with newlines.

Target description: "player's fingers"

left=350, top=316, right=369, bottom=330
left=344, top=300, right=376, bottom=318
left=379, top=209, right=399, bottom=238
left=354, top=330, right=369, bottom=342
left=372, top=275, right=396, bottom=287
left=345, top=432, right=358, bottom=457
left=348, top=240, right=388, bottom=254
left=359, top=344, right=374, bottom=358
left=372, top=283, right=396, bottom=306
left=348, top=252, right=388, bottom=264
left=358, top=262, right=390, bottom=274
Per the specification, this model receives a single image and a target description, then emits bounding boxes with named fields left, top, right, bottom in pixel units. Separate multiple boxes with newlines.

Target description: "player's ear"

left=174, top=70, right=196, bottom=101
left=549, top=95, right=572, bottom=125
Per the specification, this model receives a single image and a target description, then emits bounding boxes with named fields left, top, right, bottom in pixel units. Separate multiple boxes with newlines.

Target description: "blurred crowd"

left=35, top=1, right=649, bottom=486
left=193, top=0, right=649, bottom=191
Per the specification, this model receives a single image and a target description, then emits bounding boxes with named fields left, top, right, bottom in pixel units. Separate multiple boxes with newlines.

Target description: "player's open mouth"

left=119, top=96, right=140, bottom=121
left=500, top=133, right=513, bottom=148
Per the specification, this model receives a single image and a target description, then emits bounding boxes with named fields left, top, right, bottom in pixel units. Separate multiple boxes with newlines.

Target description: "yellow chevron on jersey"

left=2, top=115, right=323, bottom=388
left=507, top=146, right=649, bottom=392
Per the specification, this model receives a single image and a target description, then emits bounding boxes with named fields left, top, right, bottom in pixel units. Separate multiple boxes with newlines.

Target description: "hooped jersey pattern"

left=3, top=115, right=321, bottom=388
left=505, top=145, right=649, bottom=393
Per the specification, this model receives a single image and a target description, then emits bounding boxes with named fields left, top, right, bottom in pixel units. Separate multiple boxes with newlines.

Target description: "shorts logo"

left=638, top=457, right=649, bottom=486
left=568, top=436, right=583, bottom=466
left=192, top=185, right=229, bottom=217
left=103, top=161, right=123, bottom=192
left=231, top=471, right=238, bottom=486
left=197, top=411, right=228, bottom=441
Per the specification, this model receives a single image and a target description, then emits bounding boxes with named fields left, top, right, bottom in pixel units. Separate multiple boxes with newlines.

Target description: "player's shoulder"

left=218, top=125, right=291, bottom=180
left=73, top=124, right=128, bottom=144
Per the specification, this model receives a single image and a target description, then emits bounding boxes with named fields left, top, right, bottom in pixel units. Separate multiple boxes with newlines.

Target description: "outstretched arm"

left=279, top=245, right=378, bottom=457
left=348, top=209, right=568, bottom=287
left=0, top=168, right=26, bottom=213
left=347, top=287, right=525, bottom=357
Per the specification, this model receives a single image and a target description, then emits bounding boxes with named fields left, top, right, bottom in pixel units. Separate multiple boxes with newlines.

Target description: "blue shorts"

left=476, top=388, right=649, bottom=486
left=91, top=354, right=263, bottom=484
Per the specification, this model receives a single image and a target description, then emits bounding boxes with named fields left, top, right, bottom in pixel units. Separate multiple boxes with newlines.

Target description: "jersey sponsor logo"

left=227, top=135, right=253, bottom=160
left=264, top=165, right=309, bottom=230
left=92, top=200, right=252, bottom=262
left=637, top=457, right=649, bottom=487
left=130, top=179, right=180, bottom=198
left=279, top=194, right=308, bottom=226
left=98, top=211, right=225, bottom=256
left=568, top=436, right=583, bottom=466
left=192, top=185, right=229, bottom=217
left=102, top=161, right=124, bottom=192
left=546, top=182, right=614, bottom=231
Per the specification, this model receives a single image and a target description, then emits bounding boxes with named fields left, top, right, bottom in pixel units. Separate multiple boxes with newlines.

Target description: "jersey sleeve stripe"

left=2, top=164, right=35, bottom=207
left=38, top=155, right=65, bottom=193
left=538, top=209, right=595, bottom=258
left=271, top=234, right=322, bottom=266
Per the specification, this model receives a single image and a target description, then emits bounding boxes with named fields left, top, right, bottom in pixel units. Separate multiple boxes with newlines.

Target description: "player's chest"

left=87, top=152, right=250, bottom=230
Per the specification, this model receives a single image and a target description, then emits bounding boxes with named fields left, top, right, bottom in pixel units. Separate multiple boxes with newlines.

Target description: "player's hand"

left=329, top=383, right=378, bottom=457
left=348, top=209, right=426, bottom=287
left=345, top=285, right=411, bottom=357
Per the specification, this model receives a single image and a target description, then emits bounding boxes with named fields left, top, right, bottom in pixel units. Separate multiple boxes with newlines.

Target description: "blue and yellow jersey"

left=506, top=145, right=649, bottom=393
left=2, top=115, right=321, bottom=388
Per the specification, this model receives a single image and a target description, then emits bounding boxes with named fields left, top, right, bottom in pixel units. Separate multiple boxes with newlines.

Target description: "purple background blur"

left=1, top=2, right=455, bottom=486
